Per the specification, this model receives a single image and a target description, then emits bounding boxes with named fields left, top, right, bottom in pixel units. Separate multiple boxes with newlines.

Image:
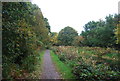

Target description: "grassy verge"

left=30, top=50, right=45, bottom=79
left=50, top=50, right=75, bottom=79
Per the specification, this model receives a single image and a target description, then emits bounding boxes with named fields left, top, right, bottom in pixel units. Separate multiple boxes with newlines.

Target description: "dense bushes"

left=73, top=63, right=119, bottom=80
left=2, top=2, right=50, bottom=79
left=51, top=46, right=120, bottom=80
left=73, top=58, right=119, bottom=80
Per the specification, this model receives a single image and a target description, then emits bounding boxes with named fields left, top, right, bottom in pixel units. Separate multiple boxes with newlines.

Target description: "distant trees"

left=57, top=26, right=78, bottom=46
left=81, top=14, right=120, bottom=47
left=72, top=36, right=84, bottom=46
left=81, top=20, right=109, bottom=47
left=53, top=14, right=119, bottom=47
left=55, top=14, right=120, bottom=47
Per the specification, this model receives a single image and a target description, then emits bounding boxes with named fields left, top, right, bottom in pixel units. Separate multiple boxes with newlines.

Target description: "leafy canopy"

left=58, top=26, right=78, bottom=46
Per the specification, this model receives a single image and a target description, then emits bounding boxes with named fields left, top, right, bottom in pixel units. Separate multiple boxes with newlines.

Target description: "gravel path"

left=41, top=50, right=60, bottom=79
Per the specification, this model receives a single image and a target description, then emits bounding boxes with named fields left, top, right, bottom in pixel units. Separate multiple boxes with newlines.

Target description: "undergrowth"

left=50, top=50, right=75, bottom=79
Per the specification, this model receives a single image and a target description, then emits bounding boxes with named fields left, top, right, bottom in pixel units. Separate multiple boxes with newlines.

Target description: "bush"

left=72, top=62, right=120, bottom=80
left=51, top=46, right=120, bottom=80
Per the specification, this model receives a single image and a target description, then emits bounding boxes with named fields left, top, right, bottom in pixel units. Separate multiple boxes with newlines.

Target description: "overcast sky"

left=31, top=0, right=119, bottom=34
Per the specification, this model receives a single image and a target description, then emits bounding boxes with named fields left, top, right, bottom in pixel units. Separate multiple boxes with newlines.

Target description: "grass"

left=50, top=50, right=75, bottom=79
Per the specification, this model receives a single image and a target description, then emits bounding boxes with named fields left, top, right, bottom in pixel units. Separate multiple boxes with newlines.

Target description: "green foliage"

left=81, top=14, right=119, bottom=47
left=32, top=8, right=50, bottom=47
left=2, top=2, right=50, bottom=79
left=50, top=51, right=75, bottom=79
left=51, top=46, right=120, bottom=80
left=58, top=26, right=78, bottom=46
left=44, top=18, right=51, bottom=33
left=73, top=63, right=119, bottom=80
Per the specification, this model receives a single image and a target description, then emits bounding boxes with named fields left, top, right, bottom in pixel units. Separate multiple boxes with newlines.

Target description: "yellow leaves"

left=115, top=23, right=120, bottom=44
left=50, top=32, right=58, bottom=44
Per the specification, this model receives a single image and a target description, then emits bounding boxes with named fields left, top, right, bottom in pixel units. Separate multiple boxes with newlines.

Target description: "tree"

left=72, top=36, right=84, bottom=46
left=32, top=7, right=50, bottom=47
left=2, top=2, right=50, bottom=78
left=58, top=26, right=78, bottom=46
left=81, top=20, right=106, bottom=46
left=50, top=32, right=58, bottom=45
left=44, top=18, right=51, bottom=33
left=84, top=21, right=98, bottom=31
left=81, top=14, right=119, bottom=47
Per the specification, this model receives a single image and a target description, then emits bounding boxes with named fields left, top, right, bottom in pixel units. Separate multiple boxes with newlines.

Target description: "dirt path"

left=41, top=50, right=60, bottom=79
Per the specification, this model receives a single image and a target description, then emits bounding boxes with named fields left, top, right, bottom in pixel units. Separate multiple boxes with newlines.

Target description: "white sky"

left=31, top=0, right=119, bottom=34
